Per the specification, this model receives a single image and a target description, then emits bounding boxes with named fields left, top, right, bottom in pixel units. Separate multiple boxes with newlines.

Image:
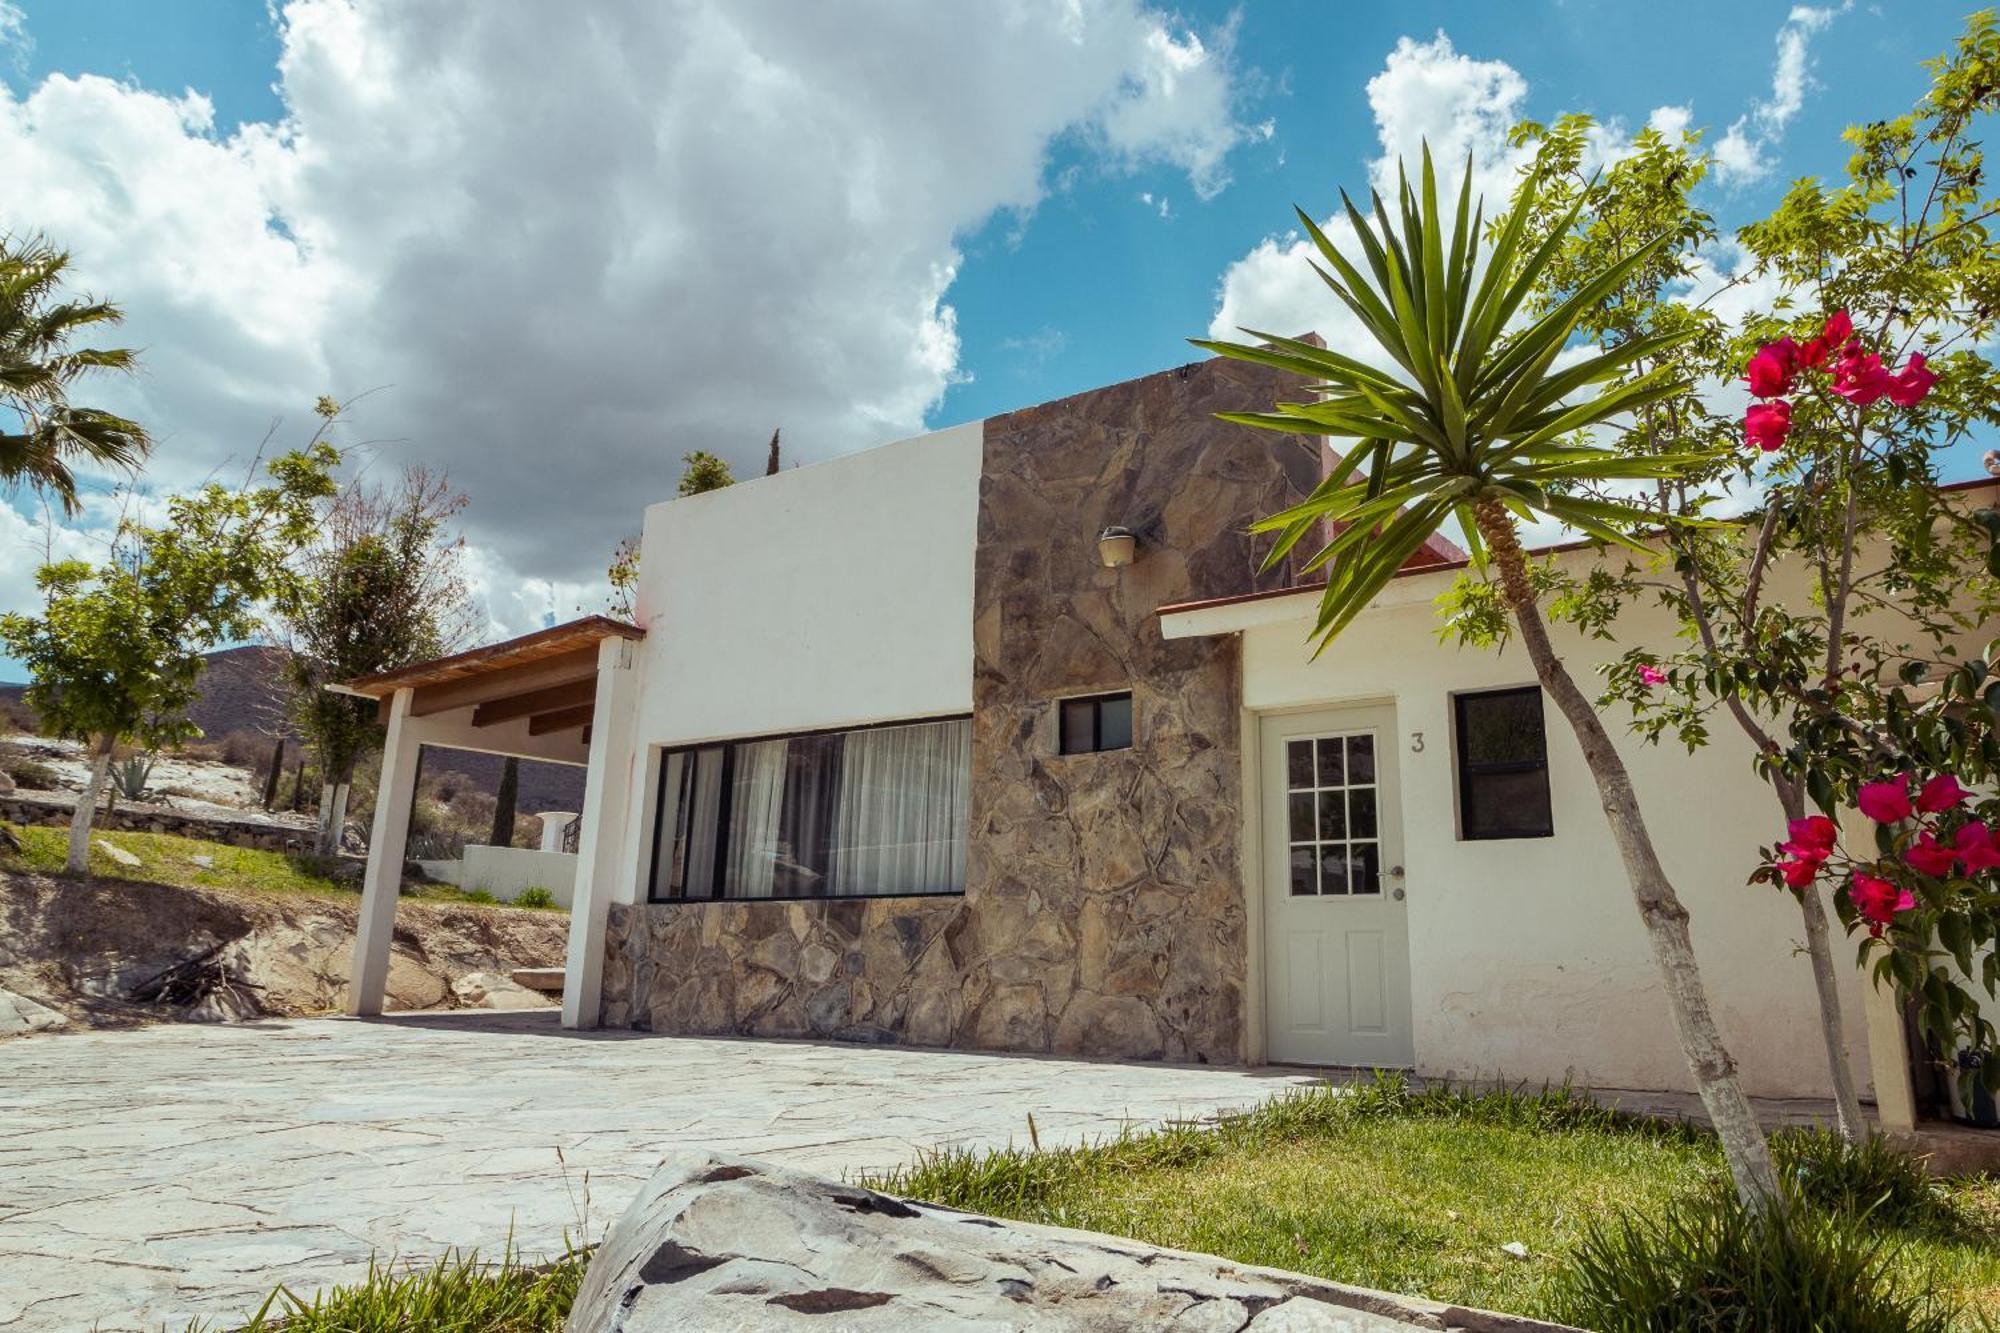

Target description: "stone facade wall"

left=961, top=357, right=1316, bottom=1064
left=0, top=791, right=315, bottom=852
left=599, top=356, right=1316, bottom=1062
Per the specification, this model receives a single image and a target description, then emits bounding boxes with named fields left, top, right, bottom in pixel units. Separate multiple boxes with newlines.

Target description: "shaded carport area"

left=332, top=615, right=643, bottom=1027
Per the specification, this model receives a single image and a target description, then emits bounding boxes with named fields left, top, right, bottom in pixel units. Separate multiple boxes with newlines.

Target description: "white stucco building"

left=335, top=351, right=1987, bottom=1120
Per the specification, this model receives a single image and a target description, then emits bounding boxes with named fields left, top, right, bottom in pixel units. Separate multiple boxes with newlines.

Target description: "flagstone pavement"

left=0, top=1011, right=1316, bottom=1331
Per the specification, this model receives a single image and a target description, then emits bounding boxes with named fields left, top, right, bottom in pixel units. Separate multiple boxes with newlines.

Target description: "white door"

left=1260, top=706, right=1414, bottom=1067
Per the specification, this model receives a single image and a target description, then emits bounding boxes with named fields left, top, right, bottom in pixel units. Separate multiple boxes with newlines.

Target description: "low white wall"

left=414, top=858, right=463, bottom=886
left=1228, top=565, right=1878, bottom=1102
left=461, top=844, right=577, bottom=908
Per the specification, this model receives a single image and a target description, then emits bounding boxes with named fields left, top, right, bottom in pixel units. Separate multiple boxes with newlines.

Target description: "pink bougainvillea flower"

left=1905, top=833, right=1960, bottom=878
left=1779, top=815, right=1840, bottom=863
left=1800, top=314, right=1852, bottom=370
left=1637, top=665, right=1667, bottom=687
left=1777, top=858, right=1821, bottom=888
left=1745, top=342, right=1798, bottom=398
left=1744, top=400, right=1792, bottom=452
left=1953, top=822, right=2000, bottom=873
left=1850, top=873, right=1916, bottom=933
left=1886, top=353, right=1937, bottom=408
left=1915, top=773, right=1968, bottom=814
left=1832, top=344, right=1895, bottom=405
left=1856, top=779, right=1914, bottom=824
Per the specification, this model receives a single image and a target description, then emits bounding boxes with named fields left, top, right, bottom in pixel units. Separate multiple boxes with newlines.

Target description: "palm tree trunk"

left=1771, top=779, right=1867, bottom=1141
left=1474, top=500, right=1780, bottom=1211
left=66, top=734, right=114, bottom=875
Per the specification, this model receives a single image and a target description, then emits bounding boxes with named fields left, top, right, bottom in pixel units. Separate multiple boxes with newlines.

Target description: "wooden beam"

left=470, top=678, right=596, bottom=728
left=527, top=703, right=595, bottom=736
left=407, top=647, right=599, bottom=718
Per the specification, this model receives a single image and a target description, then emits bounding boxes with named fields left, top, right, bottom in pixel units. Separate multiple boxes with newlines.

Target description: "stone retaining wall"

left=0, top=790, right=314, bottom=852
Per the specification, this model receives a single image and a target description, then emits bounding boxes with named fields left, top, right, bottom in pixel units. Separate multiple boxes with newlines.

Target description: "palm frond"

left=1195, top=145, right=1720, bottom=640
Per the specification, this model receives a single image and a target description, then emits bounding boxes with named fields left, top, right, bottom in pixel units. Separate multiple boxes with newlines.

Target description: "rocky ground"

left=0, top=869, right=568, bottom=1036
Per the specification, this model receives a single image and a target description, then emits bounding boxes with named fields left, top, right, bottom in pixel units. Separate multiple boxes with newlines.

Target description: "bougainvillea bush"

left=1447, top=12, right=2000, bottom=1130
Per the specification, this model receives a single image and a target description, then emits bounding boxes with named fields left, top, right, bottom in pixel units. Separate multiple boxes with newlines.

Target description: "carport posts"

left=561, top=634, right=640, bottom=1029
left=347, top=686, right=420, bottom=1017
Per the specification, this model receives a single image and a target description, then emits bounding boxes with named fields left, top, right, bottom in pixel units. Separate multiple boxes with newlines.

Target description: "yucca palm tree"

left=1196, top=149, right=1781, bottom=1211
left=0, top=235, right=148, bottom=513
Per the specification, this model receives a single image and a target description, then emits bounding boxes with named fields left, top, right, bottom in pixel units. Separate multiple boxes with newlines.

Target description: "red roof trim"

left=1158, top=476, right=2000, bottom=620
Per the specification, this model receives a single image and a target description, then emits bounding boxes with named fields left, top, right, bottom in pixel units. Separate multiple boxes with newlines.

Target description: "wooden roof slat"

left=471, top=678, right=597, bottom=728
left=340, top=615, right=642, bottom=700
left=409, top=647, right=601, bottom=718
left=527, top=703, right=596, bottom=736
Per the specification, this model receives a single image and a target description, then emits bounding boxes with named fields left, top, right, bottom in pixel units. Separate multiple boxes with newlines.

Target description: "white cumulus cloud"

left=0, top=0, right=1265, bottom=641
left=1713, top=3, right=1846, bottom=183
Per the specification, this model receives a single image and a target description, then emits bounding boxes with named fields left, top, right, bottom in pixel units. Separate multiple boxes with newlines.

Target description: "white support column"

left=562, top=636, right=640, bottom=1028
left=346, top=687, right=421, bottom=1017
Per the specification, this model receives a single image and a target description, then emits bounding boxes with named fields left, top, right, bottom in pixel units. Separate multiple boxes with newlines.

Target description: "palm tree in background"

left=1196, top=149, right=1781, bottom=1210
left=0, top=235, right=149, bottom=513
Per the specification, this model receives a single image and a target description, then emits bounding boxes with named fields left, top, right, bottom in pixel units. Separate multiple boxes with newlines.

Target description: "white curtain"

left=726, top=739, right=788, bottom=898
left=830, top=718, right=970, bottom=895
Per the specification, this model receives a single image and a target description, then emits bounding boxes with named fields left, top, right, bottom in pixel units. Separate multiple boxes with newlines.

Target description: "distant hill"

left=0, top=645, right=585, bottom=812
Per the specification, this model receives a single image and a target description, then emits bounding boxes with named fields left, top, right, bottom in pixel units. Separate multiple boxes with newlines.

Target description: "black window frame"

left=1057, top=690, right=1133, bottom=755
left=1453, top=685, right=1555, bottom=841
left=645, top=713, right=973, bottom=905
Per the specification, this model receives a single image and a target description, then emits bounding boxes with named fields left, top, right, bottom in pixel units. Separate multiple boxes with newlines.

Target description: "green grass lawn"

left=192, top=1079, right=1998, bottom=1330
left=862, top=1079, right=2000, bottom=1325
left=0, top=823, right=563, bottom=908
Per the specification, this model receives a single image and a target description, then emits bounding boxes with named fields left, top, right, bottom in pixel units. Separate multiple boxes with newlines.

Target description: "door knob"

left=1389, top=865, right=1405, bottom=877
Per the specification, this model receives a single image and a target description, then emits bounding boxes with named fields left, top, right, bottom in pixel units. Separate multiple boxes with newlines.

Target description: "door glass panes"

left=1284, top=732, right=1382, bottom=897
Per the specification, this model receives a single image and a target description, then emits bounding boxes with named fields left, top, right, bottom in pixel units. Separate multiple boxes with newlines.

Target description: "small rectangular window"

left=1059, top=691, right=1133, bottom=754
left=1454, top=686, right=1553, bottom=840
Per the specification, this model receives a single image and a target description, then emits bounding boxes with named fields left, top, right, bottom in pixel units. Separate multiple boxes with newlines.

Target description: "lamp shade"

left=1097, top=525, right=1137, bottom=568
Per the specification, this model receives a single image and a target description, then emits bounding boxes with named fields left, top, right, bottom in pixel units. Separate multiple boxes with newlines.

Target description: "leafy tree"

left=606, top=535, right=640, bottom=621
left=271, top=400, right=475, bottom=856
left=490, top=756, right=519, bottom=848
left=1195, top=149, right=1783, bottom=1208
left=678, top=449, right=735, bottom=496
left=1445, top=15, right=2000, bottom=1133
left=0, top=235, right=149, bottom=512
left=0, top=446, right=338, bottom=872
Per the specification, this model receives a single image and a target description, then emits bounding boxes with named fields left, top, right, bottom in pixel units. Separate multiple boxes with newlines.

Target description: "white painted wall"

left=1193, top=558, right=1881, bottom=1101
left=599, top=421, right=984, bottom=906
left=462, top=844, right=578, bottom=907
left=633, top=422, right=982, bottom=742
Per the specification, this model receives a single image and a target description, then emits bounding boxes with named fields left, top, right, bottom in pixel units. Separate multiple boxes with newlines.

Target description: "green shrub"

left=1771, top=1126, right=1942, bottom=1228
left=202, top=1243, right=585, bottom=1332
left=460, top=888, right=498, bottom=905
left=1339, top=1070, right=1705, bottom=1145
left=514, top=886, right=557, bottom=909
left=1549, top=1188, right=1961, bottom=1333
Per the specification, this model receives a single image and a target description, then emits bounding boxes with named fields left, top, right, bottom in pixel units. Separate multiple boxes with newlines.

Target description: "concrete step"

left=510, top=967, right=564, bottom=994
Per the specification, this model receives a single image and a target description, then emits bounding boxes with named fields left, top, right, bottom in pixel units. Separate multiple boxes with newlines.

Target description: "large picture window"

left=1454, top=686, right=1554, bottom=840
left=647, top=715, right=971, bottom=901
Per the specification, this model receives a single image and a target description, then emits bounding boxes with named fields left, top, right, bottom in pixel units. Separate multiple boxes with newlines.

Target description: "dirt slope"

left=0, top=870, right=569, bottom=1032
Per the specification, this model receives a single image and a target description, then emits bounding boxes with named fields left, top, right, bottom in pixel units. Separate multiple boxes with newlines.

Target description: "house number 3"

left=1410, top=731, right=1425, bottom=753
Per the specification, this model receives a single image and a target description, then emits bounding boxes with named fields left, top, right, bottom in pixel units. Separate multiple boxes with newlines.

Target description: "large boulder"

left=0, top=985, right=68, bottom=1036
left=566, top=1151, right=1576, bottom=1332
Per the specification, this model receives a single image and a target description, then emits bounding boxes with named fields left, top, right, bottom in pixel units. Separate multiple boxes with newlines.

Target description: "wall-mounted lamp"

left=1097, top=525, right=1137, bottom=568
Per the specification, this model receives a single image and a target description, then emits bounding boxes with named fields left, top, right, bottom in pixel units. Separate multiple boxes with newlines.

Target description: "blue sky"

left=8, top=1, right=1975, bottom=425
left=0, top=1, right=1988, bottom=677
